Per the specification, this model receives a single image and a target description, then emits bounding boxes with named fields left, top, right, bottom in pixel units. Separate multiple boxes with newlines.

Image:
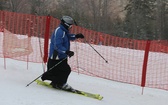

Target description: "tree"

left=155, top=0, right=168, bottom=39
left=51, top=0, right=91, bottom=28
left=30, top=0, right=51, bottom=15
left=124, top=0, right=156, bottom=39
left=3, top=0, right=30, bottom=13
left=83, top=0, right=129, bottom=36
left=84, top=0, right=112, bottom=32
left=0, top=0, right=4, bottom=10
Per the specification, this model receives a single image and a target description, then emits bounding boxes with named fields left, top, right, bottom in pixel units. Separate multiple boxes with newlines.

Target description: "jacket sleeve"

left=67, top=33, right=76, bottom=41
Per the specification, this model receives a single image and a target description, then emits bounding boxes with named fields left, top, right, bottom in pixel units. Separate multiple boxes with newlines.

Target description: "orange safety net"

left=0, top=10, right=168, bottom=91
left=3, top=29, right=33, bottom=58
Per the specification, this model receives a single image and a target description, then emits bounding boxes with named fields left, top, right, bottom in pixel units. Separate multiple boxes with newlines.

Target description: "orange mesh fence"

left=0, top=11, right=47, bottom=62
left=3, top=29, right=33, bottom=58
left=146, top=41, right=168, bottom=90
left=0, top=11, right=168, bottom=91
left=70, top=35, right=146, bottom=86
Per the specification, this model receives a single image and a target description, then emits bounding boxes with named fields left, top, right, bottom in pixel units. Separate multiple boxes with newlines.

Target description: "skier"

left=41, top=16, right=84, bottom=90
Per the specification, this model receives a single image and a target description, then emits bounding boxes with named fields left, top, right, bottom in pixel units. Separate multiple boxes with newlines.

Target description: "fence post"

left=43, top=15, right=51, bottom=63
left=2, top=11, right=6, bottom=69
left=141, top=40, right=151, bottom=94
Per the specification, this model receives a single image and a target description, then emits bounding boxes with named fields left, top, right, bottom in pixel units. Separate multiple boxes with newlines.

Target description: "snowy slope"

left=0, top=58, right=168, bottom=105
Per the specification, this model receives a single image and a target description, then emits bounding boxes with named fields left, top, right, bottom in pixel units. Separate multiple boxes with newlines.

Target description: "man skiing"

left=41, top=16, right=84, bottom=90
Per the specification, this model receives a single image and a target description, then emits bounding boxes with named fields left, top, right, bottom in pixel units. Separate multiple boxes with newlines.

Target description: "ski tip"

left=95, top=94, right=100, bottom=97
left=98, top=96, right=103, bottom=100
left=95, top=94, right=103, bottom=100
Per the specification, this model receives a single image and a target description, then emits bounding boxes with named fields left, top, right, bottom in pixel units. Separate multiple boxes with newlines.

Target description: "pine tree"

left=124, top=0, right=156, bottom=39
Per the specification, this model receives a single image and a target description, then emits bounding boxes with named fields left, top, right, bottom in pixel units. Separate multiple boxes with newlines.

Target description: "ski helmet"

left=61, top=16, right=74, bottom=29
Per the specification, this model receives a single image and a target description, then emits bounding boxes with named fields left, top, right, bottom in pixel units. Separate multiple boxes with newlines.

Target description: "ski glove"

left=75, top=33, right=84, bottom=39
left=66, top=51, right=74, bottom=58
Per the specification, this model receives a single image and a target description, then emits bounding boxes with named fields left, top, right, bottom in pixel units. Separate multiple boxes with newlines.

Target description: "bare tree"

left=84, top=0, right=124, bottom=34
left=51, top=0, right=89, bottom=26
left=4, top=0, right=30, bottom=13
left=30, top=0, right=52, bottom=15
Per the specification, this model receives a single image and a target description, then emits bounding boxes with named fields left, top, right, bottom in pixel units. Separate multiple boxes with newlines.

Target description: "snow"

left=0, top=58, right=168, bottom=105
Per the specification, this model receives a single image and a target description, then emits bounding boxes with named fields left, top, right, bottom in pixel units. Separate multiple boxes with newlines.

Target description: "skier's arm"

left=68, top=33, right=84, bottom=40
left=67, top=33, right=76, bottom=41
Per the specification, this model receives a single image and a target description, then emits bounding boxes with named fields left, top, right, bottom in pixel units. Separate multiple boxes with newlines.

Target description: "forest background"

left=0, top=0, right=168, bottom=40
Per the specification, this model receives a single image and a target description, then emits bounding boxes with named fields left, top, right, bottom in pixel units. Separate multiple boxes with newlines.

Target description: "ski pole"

left=84, top=39, right=108, bottom=63
left=74, top=20, right=108, bottom=63
left=26, top=57, right=68, bottom=87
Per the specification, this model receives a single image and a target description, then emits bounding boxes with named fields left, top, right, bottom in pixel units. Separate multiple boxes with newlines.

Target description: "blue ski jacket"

left=49, top=24, right=76, bottom=60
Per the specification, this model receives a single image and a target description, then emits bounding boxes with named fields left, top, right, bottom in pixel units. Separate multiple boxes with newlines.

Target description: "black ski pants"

left=41, top=58, right=71, bottom=85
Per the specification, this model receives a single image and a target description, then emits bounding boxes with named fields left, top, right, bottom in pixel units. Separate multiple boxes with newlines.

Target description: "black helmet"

left=61, top=16, right=74, bottom=29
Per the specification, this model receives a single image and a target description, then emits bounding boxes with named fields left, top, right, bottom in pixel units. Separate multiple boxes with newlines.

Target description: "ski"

left=35, top=79, right=103, bottom=100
